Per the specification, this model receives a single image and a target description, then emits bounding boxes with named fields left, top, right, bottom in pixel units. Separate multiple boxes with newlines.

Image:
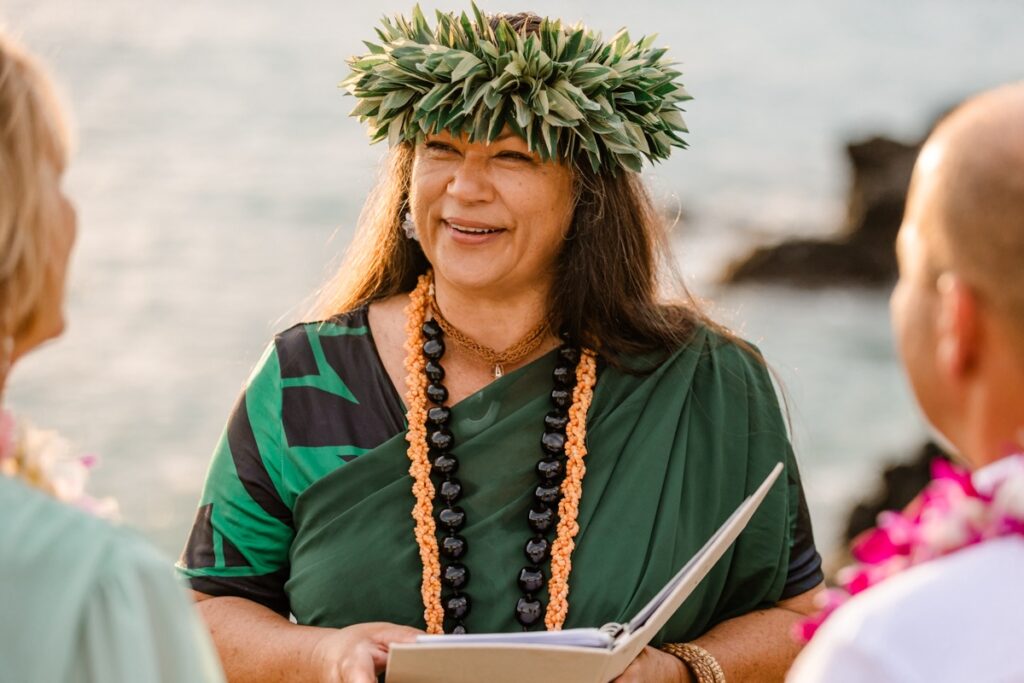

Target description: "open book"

left=385, top=462, right=783, bottom=683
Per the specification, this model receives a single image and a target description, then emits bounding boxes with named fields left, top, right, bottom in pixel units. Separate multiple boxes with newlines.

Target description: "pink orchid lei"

left=797, top=453, right=1024, bottom=642
left=0, top=408, right=119, bottom=519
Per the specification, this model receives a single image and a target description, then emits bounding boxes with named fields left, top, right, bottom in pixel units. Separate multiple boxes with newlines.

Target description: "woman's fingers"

left=312, top=622, right=425, bottom=683
left=338, top=666, right=376, bottom=683
left=367, top=622, right=425, bottom=671
left=369, top=622, right=424, bottom=645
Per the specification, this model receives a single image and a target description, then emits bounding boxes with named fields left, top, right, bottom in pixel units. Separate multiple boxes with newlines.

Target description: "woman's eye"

left=424, top=142, right=459, bottom=156
left=497, top=151, right=533, bottom=163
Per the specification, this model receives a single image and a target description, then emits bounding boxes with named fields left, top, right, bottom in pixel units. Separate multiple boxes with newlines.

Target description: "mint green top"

left=0, top=476, right=225, bottom=683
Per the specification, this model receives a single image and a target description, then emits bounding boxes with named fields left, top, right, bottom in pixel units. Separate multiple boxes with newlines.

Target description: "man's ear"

left=935, top=273, right=980, bottom=381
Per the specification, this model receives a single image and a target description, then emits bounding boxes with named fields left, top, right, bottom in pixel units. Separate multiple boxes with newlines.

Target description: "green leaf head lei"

left=341, top=4, right=691, bottom=174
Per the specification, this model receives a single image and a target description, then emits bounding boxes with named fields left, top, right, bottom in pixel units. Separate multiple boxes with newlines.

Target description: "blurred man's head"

left=891, top=82, right=1024, bottom=467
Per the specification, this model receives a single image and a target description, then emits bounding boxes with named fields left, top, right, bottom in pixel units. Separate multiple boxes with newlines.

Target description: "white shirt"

left=788, top=520, right=1024, bottom=682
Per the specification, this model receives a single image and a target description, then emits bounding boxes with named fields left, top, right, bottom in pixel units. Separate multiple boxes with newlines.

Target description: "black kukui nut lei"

left=421, top=319, right=471, bottom=634
left=420, top=316, right=582, bottom=633
left=515, top=347, right=579, bottom=630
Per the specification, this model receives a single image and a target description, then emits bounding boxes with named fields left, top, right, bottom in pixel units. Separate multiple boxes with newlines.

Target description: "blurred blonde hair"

left=0, top=28, right=71, bottom=342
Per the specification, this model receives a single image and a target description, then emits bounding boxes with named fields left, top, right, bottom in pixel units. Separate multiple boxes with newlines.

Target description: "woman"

left=0, top=29, right=223, bottom=683
left=179, top=9, right=824, bottom=682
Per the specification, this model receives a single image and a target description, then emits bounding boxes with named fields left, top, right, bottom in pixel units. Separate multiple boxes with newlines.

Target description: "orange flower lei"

left=403, top=273, right=598, bottom=634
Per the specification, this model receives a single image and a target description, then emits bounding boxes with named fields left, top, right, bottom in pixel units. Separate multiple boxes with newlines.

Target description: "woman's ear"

left=935, top=273, right=980, bottom=382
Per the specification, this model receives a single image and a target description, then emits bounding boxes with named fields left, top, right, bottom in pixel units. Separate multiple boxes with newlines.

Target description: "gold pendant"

left=494, top=364, right=504, bottom=379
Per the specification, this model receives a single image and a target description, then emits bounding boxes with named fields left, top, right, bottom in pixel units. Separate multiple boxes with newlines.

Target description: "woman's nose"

left=445, top=159, right=494, bottom=204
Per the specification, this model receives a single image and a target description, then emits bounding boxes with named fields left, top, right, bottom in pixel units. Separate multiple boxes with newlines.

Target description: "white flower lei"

left=0, top=409, right=119, bottom=520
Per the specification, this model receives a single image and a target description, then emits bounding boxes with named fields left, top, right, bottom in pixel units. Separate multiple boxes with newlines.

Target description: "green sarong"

left=285, top=328, right=798, bottom=642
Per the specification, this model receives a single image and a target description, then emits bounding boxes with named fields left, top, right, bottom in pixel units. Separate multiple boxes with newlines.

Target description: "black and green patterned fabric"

left=177, top=308, right=406, bottom=613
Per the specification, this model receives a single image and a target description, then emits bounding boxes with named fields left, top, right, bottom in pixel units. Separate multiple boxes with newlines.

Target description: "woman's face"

left=12, top=159, right=77, bottom=362
left=408, top=128, right=575, bottom=297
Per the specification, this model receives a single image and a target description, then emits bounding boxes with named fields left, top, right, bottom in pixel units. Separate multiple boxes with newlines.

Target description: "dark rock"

left=723, top=135, right=922, bottom=287
left=842, top=441, right=950, bottom=544
left=825, top=441, right=951, bottom=580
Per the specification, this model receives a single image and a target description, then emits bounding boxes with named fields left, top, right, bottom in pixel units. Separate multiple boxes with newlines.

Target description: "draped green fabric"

left=287, top=329, right=799, bottom=643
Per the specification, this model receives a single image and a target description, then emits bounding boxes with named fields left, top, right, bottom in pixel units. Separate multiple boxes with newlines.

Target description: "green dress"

left=179, top=307, right=821, bottom=641
left=0, top=476, right=225, bottom=683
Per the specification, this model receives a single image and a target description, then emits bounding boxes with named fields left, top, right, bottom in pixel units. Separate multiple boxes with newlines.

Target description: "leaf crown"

left=342, top=4, right=691, bottom=173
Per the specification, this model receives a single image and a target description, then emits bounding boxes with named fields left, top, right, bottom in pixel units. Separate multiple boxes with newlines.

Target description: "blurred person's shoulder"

left=0, top=476, right=203, bottom=679
left=0, top=474, right=142, bottom=570
left=791, top=536, right=1024, bottom=683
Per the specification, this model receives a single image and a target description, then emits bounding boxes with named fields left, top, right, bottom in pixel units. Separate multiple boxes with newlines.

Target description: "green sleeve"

left=176, top=343, right=294, bottom=614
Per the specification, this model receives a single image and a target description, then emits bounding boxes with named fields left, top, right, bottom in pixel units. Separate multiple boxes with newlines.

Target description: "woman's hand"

left=310, top=622, right=423, bottom=683
left=612, top=646, right=693, bottom=683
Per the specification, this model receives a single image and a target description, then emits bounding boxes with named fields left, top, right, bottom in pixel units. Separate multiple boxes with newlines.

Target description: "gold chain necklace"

left=429, top=286, right=550, bottom=379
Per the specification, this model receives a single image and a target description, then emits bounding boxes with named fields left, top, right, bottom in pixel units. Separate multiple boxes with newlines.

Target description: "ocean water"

left=3, top=0, right=1022, bottom=558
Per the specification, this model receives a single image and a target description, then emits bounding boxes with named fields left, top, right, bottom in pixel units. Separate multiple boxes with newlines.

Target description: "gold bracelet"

left=660, top=642, right=726, bottom=683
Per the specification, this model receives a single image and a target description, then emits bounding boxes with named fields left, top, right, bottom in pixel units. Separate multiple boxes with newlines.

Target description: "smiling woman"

left=176, top=7, right=824, bottom=683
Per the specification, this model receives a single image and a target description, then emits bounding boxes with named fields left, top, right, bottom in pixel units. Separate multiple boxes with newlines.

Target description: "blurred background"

left=4, top=0, right=1023, bottom=561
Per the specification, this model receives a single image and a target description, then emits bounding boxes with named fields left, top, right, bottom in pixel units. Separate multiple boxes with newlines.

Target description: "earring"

left=402, top=213, right=419, bottom=241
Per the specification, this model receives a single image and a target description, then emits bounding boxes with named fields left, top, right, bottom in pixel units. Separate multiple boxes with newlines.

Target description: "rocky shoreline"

left=721, top=131, right=929, bottom=288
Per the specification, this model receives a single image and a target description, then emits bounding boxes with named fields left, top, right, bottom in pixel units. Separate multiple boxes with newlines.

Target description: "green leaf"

left=570, top=64, right=612, bottom=90
left=623, top=121, right=650, bottom=154
left=441, top=108, right=467, bottom=131
left=471, top=103, right=490, bottom=140
left=350, top=98, right=381, bottom=118
left=609, top=29, right=630, bottom=56
left=471, top=2, right=490, bottom=41
left=451, top=52, right=484, bottom=81
left=380, top=89, right=415, bottom=115
left=531, top=88, right=550, bottom=116
left=503, top=57, right=524, bottom=78
left=418, top=82, right=456, bottom=112
left=511, top=94, right=532, bottom=128
left=548, top=88, right=584, bottom=121
left=483, top=85, right=504, bottom=109
left=541, top=120, right=558, bottom=159
left=659, top=108, right=687, bottom=131
left=387, top=112, right=407, bottom=146
left=616, top=151, right=643, bottom=173
left=564, top=28, right=585, bottom=60
left=478, top=41, right=500, bottom=60
left=463, top=82, right=493, bottom=111
left=486, top=104, right=506, bottom=141
left=411, top=5, right=431, bottom=42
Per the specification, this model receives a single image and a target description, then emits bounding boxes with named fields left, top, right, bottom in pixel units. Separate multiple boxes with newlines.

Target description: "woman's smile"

left=443, top=217, right=508, bottom=245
